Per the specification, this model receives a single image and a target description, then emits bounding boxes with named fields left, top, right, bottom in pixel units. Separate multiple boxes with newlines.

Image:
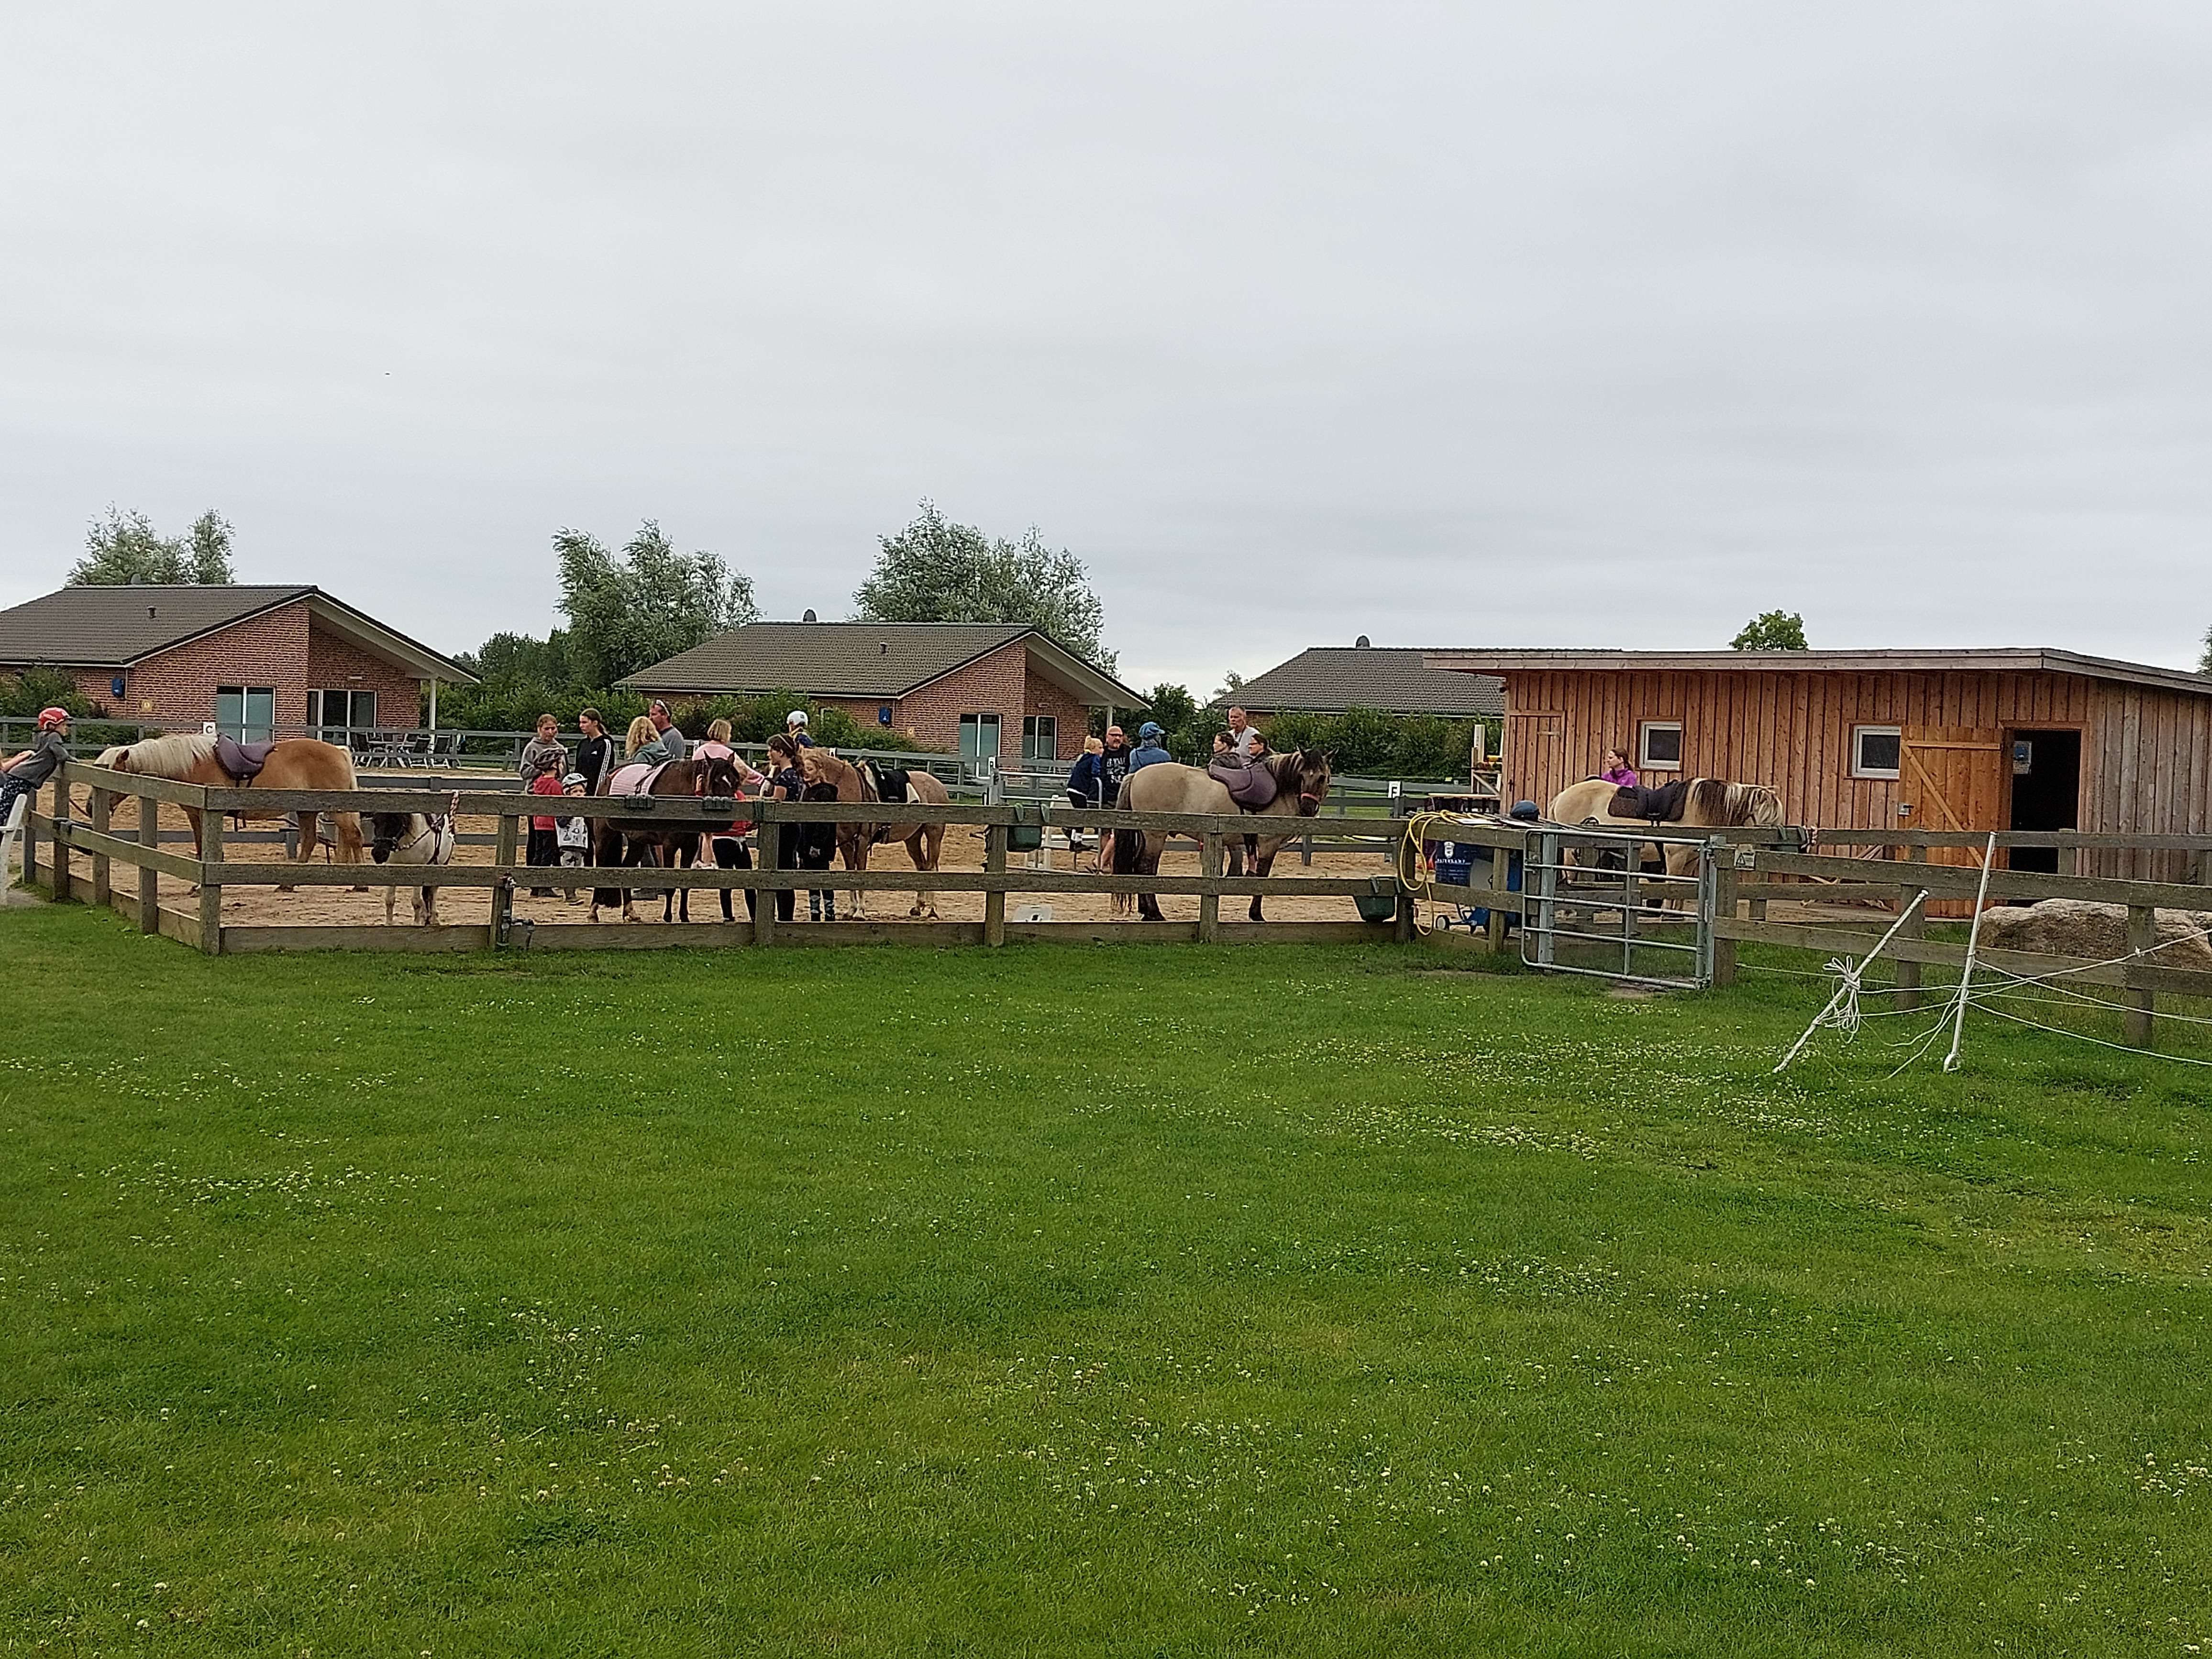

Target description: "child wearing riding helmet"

left=0, top=707, right=73, bottom=830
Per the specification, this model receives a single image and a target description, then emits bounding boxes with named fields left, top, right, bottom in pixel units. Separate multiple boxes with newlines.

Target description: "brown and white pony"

left=94, top=734, right=365, bottom=890
left=799, top=749, right=951, bottom=919
left=590, top=753, right=749, bottom=923
left=1112, top=749, right=1333, bottom=922
left=1546, top=777, right=1785, bottom=876
left=365, top=811, right=456, bottom=926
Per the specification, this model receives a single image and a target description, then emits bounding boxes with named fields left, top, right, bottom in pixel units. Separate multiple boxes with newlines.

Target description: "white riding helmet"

left=787, top=710, right=808, bottom=727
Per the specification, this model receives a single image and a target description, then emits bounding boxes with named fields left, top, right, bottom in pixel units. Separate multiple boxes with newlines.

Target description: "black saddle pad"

left=874, top=766, right=912, bottom=803
left=213, top=735, right=278, bottom=781
left=1610, top=780, right=1690, bottom=822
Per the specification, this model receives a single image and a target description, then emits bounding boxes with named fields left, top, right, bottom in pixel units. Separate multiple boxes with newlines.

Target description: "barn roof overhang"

left=1422, top=649, right=2212, bottom=701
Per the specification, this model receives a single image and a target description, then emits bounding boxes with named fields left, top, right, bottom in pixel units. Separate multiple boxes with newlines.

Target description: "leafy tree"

left=0, top=668, right=96, bottom=719
left=556, top=522, right=757, bottom=686
left=1730, top=610, right=1809, bottom=651
left=68, top=508, right=235, bottom=585
left=1213, top=669, right=1246, bottom=705
left=852, top=501, right=1116, bottom=670
left=2200, top=625, right=2212, bottom=675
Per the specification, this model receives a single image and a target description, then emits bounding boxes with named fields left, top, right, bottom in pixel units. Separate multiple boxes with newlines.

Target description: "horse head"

left=695, top=753, right=746, bottom=799
left=366, top=811, right=413, bottom=863
left=1736, top=784, right=1784, bottom=828
left=96, top=742, right=135, bottom=771
left=1278, top=748, right=1333, bottom=816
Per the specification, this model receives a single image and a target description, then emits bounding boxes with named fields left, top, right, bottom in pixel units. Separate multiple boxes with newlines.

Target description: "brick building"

left=623, top=621, right=1140, bottom=761
left=0, top=584, right=474, bottom=739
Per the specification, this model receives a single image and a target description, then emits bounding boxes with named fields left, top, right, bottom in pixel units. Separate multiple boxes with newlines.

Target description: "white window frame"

left=958, top=712, right=1002, bottom=760
left=1637, top=720, right=1683, bottom=773
left=1852, top=724, right=1902, bottom=780
left=1021, top=714, right=1057, bottom=763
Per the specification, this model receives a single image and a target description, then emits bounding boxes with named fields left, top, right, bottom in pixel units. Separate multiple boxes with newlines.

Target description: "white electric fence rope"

left=1941, top=833, right=2001, bottom=1073
left=1773, top=888, right=1928, bottom=1073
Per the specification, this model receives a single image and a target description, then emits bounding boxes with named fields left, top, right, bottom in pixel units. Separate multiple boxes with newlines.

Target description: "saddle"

left=1209, top=756, right=1279, bottom=811
left=1609, top=780, right=1690, bottom=823
left=873, top=765, right=912, bottom=804
left=213, top=735, right=278, bottom=782
left=606, top=761, right=668, bottom=798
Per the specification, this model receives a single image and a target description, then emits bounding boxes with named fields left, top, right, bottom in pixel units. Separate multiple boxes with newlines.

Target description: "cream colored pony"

left=1546, top=777, right=1784, bottom=875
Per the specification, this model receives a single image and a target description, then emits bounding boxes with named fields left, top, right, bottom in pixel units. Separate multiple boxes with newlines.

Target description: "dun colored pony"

left=1112, top=749, right=1333, bottom=922
left=1546, top=777, right=1785, bottom=876
left=94, top=734, right=365, bottom=891
left=799, top=750, right=951, bottom=919
left=590, top=754, right=748, bottom=923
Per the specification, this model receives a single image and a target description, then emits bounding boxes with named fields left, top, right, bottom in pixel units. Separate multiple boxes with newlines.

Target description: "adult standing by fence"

left=1226, top=706, right=1261, bottom=758
left=573, top=708, right=616, bottom=795
left=649, top=701, right=688, bottom=763
left=695, top=719, right=766, bottom=922
left=762, top=734, right=803, bottom=922
left=1064, top=735, right=1106, bottom=852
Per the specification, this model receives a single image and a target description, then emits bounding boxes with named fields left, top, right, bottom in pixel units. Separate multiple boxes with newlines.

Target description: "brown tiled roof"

left=623, top=621, right=1139, bottom=705
left=0, top=584, right=476, bottom=683
left=1232, top=647, right=1504, bottom=719
left=0, top=584, right=312, bottom=666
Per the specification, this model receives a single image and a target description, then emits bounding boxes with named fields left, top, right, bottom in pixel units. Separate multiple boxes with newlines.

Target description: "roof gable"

left=1233, top=646, right=1504, bottom=718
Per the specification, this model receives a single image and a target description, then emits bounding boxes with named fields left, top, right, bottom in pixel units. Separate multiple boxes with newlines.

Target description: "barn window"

left=1638, top=720, right=1683, bottom=772
left=1020, top=715, right=1057, bottom=763
left=1852, top=725, right=1902, bottom=779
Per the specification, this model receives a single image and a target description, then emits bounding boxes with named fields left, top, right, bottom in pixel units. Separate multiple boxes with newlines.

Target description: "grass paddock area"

left=2, top=904, right=2208, bottom=1657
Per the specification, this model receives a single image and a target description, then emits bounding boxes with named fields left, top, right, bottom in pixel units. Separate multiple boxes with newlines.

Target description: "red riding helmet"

left=36, top=707, right=70, bottom=731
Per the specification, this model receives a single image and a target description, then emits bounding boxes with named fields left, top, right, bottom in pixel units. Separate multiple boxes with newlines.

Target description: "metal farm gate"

left=1520, top=826, right=1720, bottom=989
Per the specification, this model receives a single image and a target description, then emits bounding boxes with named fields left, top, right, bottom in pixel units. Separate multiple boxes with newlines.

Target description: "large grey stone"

left=1979, top=898, right=2212, bottom=971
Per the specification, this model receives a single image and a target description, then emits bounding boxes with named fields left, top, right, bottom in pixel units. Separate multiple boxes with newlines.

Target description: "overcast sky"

left=4, top=3, right=2210, bottom=691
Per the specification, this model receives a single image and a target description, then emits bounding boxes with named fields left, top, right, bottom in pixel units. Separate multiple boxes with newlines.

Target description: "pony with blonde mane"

left=95, top=734, right=365, bottom=890
left=1546, top=777, right=1784, bottom=876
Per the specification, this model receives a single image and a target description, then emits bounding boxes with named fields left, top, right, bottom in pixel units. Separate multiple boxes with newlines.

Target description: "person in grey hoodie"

left=519, top=713, right=567, bottom=781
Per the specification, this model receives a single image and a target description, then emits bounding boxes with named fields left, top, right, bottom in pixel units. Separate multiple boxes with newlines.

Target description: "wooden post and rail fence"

left=16, top=763, right=2212, bottom=1049
left=14, top=761, right=1409, bottom=955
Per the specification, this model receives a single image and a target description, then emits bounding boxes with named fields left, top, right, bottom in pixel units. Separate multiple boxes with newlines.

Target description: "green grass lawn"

left=2, top=904, right=2208, bottom=1657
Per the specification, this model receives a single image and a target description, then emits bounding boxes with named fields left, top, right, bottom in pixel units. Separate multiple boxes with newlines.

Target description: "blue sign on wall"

left=878, top=706, right=893, bottom=726
left=111, top=676, right=127, bottom=697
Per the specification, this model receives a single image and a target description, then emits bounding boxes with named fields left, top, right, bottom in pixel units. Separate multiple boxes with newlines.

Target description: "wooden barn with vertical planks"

left=1421, top=650, right=2212, bottom=879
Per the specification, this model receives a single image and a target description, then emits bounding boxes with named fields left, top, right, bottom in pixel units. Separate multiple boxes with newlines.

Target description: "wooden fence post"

left=1710, top=850, right=1738, bottom=987
left=752, top=803, right=778, bottom=947
left=491, top=808, right=517, bottom=948
left=1485, top=837, right=1513, bottom=954
left=136, top=791, right=159, bottom=934
left=984, top=822, right=1008, bottom=946
left=89, top=786, right=111, bottom=908
left=198, top=813, right=224, bottom=955
left=49, top=777, right=71, bottom=903
left=2125, top=904, right=2157, bottom=1048
left=1895, top=843, right=1927, bottom=1011
left=1197, top=832, right=1221, bottom=943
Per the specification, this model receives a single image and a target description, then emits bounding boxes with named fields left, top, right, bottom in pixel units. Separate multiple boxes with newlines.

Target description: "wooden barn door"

left=1899, top=728, right=2006, bottom=913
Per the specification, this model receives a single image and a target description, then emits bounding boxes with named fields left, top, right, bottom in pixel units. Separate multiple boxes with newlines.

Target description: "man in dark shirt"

left=1096, top=724, right=1134, bottom=801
